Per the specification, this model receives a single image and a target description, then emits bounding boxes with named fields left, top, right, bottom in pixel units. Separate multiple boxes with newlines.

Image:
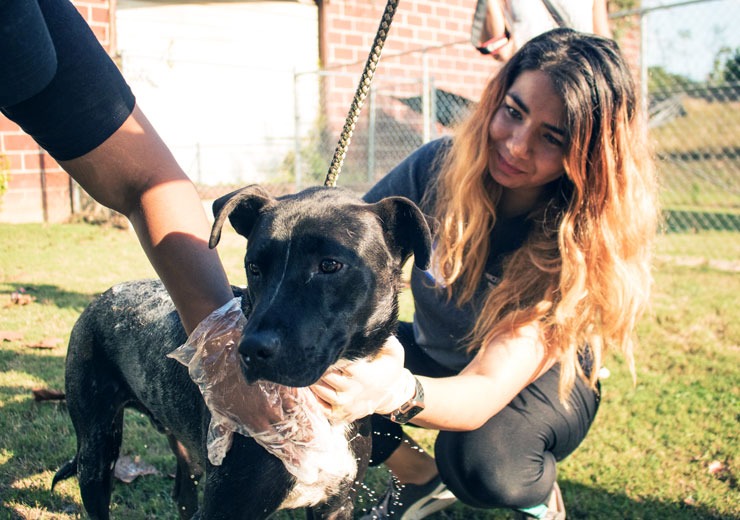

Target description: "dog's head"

left=210, top=185, right=431, bottom=387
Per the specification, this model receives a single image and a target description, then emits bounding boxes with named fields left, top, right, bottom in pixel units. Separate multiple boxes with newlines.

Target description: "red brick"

left=22, top=151, right=61, bottom=172
left=0, top=116, right=20, bottom=132
left=1, top=153, right=22, bottom=171
left=90, top=5, right=110, bottom=23
left=417, top=3, right=433, bottom=15
left=74, top=4, right=88, bottom=19
left=7, top=172, right=42, bottom=190
left=332, top=18, right=352, bottom=31
left=89, top=24, right=109, bottom=45
left=332, top=47, right=356, bottom=63
left=3, top=134, right=40, bottom=152
left=343, top=33, right=364, bottom=48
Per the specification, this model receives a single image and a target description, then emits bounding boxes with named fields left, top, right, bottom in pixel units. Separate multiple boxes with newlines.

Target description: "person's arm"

left=477, top=0, right=516, bottom=61
left=61, top=104, right=233, bottom=333
left=411, top=323, right=554, bottom=431
left=485, top=0, right=509, bottom=43
left=592, top=0, right=612, bottom=38
left=312, top=321, right=556, bottom=431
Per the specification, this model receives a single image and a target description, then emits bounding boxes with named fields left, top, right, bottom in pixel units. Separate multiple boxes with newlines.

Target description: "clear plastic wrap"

left=168, top=298, right=351, bottom=485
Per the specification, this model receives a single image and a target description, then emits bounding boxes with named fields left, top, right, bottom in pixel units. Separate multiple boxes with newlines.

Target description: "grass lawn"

left=0, top=222, right=738, bottom=519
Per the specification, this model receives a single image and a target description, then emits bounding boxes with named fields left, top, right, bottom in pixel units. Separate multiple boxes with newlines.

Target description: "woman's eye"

left=319, top=259, right=343, bottom=274
left=246, top=262, right=261, bottom=276
left=505, top=104, right=522, bottom=120
left=544, top=134, right=564, bottom=147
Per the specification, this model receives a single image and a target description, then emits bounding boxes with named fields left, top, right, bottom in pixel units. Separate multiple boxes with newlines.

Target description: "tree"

left=648, top=66, right=697, bottom=95
left=710, top=47, right=740, bottom=84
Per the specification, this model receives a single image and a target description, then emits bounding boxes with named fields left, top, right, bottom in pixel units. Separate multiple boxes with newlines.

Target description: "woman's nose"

left=508, top=127, right=531, bottom=158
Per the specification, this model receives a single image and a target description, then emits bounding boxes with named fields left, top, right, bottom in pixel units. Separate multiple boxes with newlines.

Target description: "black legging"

left=370, top=322, right=600, bottom=510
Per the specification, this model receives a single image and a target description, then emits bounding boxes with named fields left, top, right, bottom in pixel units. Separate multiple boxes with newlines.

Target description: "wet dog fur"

left=52, top=185, right=431, bottom=520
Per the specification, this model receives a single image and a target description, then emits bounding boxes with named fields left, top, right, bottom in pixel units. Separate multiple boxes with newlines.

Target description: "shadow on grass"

left=0, top=282, right=98, bottom=311
left=0, top=381, right=179, bottom=519
left=437, top=480, right=730, bottom=520
left=0, top=347, right=67, bottom=389
left=1, top=353, right=732, bottom=519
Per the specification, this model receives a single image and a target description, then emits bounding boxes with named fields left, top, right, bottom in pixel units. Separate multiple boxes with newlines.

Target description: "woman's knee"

left=435, top=429, right=556, bottom=509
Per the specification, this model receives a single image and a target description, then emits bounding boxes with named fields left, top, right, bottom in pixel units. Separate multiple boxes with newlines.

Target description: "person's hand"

left=310, top=336, right=417, bottom=424
left=168, top=298, right=329, bottom=483
left=490, top=38, right=516, bottom=62
left=192, top=311, right=305, bottom=435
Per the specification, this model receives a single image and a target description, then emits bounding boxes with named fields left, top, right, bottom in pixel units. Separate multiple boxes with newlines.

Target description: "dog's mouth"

left=239, top=353, right=326, bottom=388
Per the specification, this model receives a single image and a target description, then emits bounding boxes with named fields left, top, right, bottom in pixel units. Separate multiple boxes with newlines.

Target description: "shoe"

left=513, top=481, right=566, bottom=520
left=359, top=474, right=458, bottom=520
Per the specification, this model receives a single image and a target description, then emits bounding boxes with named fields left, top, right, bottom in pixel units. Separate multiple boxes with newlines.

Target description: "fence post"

left=293, top=68, right=302, bottom=190
left=367, top=84, right=377, bottom=184
left=640, top=11, right=649, bottom=118
left=430, top=76, right=438, bottom=141
left=422, top=52, right=431, bottom=143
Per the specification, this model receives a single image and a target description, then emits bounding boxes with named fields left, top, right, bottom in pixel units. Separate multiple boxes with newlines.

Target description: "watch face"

left=389, top=377, right=425, bottom=424
left=390, top=404, right=424, bottom=424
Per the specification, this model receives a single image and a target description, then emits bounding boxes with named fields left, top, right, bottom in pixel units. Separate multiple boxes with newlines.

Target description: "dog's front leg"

left=167, top=435, right=201, bottom=519
left=305, top=419, right=372, bottom=520
left=200, top=435, right=291, bottom=520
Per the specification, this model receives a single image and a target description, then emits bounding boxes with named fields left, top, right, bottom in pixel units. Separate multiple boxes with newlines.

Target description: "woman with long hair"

left=312, top=28, right=659, bottom=519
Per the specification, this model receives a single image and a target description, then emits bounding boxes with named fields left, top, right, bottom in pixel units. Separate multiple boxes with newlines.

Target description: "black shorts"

left=1, top=0, right=135, bottom=160
left=370, top=321, right=600, bottom=509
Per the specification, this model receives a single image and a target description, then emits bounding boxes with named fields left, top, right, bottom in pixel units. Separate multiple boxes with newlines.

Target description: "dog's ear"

left=209, top=185, right=273, bottom=248
left=371, top=196, right=432, bottom=269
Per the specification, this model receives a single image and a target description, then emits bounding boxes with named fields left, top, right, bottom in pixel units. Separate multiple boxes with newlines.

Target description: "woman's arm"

left=477, top=0, right=516, bottom=61
left=60, top=105, right=233, bottom=333
left=312, top=321, right=557, bottom=431
left=592, top=0, right=612, bottom=38
left=412, top=323, right=554, bottom=431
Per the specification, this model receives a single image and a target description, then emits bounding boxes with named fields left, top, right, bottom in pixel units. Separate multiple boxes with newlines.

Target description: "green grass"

left=650, top=98, right=740, bottom=153
left=651, top=97, right=739, bottom=214
left=1, top=222, right=738, bottom=519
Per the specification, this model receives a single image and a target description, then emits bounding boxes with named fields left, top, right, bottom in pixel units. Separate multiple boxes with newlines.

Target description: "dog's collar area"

left=170, top=297, right=356, bottom=489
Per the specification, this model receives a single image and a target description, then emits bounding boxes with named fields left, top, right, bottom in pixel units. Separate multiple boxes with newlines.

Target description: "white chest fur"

left=279, top=422, right=358, bottom=509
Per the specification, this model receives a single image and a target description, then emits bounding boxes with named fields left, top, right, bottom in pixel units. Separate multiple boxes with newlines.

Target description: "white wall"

left=116, top=1, right=319, bottom=185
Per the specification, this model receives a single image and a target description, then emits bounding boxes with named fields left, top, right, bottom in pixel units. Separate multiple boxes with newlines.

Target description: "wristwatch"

left=387, top=376, right=425, bottom=424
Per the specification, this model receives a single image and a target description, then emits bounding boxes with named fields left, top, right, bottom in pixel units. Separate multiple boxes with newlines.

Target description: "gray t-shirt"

left=364, top=138, right=531, bottom=372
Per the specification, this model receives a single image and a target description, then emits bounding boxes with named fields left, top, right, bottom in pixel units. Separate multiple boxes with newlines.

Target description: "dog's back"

left=65, top=279, right=206, bottom=443
left=54, top=186, right=433, bottom=519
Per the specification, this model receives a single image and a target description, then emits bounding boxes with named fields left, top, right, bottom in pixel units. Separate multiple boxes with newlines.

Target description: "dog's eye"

left=319, top=259, right=342, bottom=274
left=246, top=262, right=261, bottom=277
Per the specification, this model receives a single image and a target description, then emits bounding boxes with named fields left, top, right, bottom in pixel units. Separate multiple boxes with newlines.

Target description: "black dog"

left=52, top=185, right=431, bottom=519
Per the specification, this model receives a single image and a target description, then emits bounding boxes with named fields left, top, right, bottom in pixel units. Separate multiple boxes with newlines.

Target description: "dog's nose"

left=239, top=331, right=281, bottom=364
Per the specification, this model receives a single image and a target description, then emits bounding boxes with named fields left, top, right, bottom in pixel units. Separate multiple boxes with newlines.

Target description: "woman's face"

left=488, top=70, right=567, bottom=211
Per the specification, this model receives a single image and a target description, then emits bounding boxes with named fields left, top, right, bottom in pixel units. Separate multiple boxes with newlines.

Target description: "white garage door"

left=116, top=0, right=319, bottom=185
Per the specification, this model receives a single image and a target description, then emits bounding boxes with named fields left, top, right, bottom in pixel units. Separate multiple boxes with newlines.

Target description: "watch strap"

left=387, top=376, right=425, bottom=424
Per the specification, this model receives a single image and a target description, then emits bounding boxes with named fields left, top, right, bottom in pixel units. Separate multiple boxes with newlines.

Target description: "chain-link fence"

left=291, top=46, right=477, bottom=192
left=640, top=0, right=739, bottom=247
left=286, top=0, right=739, bottom=264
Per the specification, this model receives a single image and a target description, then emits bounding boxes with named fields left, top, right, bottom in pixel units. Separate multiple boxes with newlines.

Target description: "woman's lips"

left=495, top=151, right=526, bottom=176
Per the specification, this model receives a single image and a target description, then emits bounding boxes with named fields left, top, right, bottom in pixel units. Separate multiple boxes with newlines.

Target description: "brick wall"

left=317, top=1, right=638, bottom=139
left=0, top=0, right=114, bottom=223
left=1, top=1, right=637, bottom=223
left=320, top=0, right=498, bottom=94
left=317, top=0, right=503, bottom=135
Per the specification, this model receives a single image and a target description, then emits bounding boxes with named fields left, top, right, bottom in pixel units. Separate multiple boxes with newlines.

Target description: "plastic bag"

left=168, top=298, right=350, bottom=484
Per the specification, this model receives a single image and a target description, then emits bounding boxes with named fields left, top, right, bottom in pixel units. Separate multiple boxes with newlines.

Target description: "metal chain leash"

left=324, top=0, right=400, bottom=187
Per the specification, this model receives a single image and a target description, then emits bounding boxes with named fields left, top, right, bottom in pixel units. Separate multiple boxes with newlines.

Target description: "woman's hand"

left=168, top=298, right=326, bottom=476
left=310, top=336, right=417, bottom=424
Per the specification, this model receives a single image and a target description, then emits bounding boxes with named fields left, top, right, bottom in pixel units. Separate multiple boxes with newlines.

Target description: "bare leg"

left=383, top=432, right=439, bottom=485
